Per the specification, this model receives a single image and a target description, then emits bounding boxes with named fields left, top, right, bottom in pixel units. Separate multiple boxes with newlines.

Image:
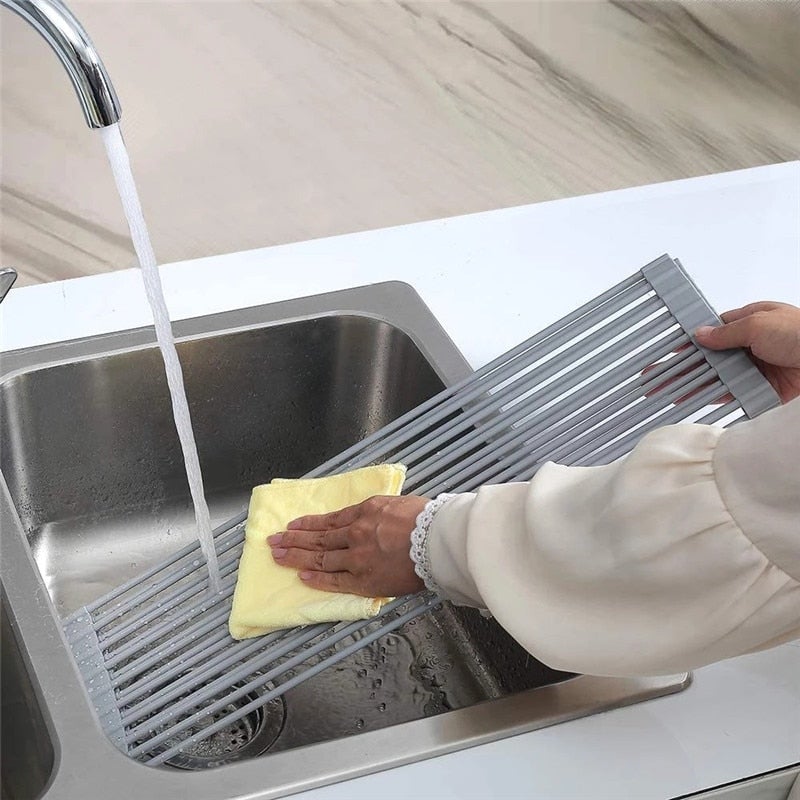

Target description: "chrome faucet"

left=1, top=0, right=120, bottom=128
left=0, top=269, right=18, bottom=303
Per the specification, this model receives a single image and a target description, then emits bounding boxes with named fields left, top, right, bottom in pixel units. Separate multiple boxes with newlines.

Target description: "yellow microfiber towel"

left=228, top=464, right=406, bottom=640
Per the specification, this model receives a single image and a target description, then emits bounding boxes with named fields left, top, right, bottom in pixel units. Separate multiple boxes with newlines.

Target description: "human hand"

left=695, top=302, right=800, bottom=403
left=267, top=495, right=429, bottom=597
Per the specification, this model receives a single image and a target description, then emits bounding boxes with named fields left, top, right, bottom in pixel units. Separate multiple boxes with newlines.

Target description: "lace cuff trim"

left=409, top=494, right=457, bottom=594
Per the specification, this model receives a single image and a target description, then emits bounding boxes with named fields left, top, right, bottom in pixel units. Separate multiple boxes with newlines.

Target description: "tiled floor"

left=2, top=1, right=799, bottom=286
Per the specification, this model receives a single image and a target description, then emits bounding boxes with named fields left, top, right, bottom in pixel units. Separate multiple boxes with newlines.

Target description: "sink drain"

left=162, top=690, right=286, bottom=770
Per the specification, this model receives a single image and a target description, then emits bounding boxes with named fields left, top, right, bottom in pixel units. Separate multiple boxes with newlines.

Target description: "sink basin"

left=1, top=293, right=447, bottom=616
left=0, top=282, right=688, bottom=799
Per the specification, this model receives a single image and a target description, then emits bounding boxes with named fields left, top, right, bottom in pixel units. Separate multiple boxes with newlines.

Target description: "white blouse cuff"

left=409, top=493, right=458, bottom=594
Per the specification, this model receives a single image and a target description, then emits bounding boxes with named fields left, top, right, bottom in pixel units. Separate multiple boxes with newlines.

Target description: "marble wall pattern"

left=1, top=1, right=799, bottom=286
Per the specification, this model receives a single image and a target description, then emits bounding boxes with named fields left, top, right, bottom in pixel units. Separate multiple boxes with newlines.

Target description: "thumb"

left=695, top=318, right=756, bottom=351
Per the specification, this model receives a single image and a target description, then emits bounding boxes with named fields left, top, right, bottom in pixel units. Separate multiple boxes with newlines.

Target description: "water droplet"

left=378, top=703, right=386, bottom=712
left=355, top=718, right=365, bottom=729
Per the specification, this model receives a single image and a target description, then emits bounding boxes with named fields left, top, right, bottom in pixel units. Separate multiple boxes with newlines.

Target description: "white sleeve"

left=422, top=398, right=800, bottom=677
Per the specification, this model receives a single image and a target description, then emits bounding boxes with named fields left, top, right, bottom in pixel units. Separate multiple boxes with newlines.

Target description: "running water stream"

left=101, top=122, right=221, bottom=594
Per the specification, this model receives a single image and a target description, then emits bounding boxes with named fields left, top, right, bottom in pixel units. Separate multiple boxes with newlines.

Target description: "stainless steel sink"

left=0, top=282, right=688, bottom=799
left=0, top=288, right=451, bottom=616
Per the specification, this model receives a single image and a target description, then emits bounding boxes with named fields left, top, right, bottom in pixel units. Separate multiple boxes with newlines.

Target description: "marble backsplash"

left=1, top=0, right=798, bottom=286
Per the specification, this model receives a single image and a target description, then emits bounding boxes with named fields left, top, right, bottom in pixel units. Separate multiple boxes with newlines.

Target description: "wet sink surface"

left=0, top=283, right=687, bottom=799
left=0, top=291, right=567, bottom=757
left=1, top=312, right=445, bottom=616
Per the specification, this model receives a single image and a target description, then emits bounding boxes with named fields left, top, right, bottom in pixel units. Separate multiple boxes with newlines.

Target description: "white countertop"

left=2, top=162, right=799, bottom=798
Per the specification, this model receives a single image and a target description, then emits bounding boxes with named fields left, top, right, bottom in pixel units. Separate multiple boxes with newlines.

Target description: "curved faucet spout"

left=1, top=0, right=120, bottom=128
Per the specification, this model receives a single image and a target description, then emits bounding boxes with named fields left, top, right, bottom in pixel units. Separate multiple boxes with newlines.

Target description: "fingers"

left=719, top=302, right=783, bottom=323
left=269, top=527, right=349, bottom=551
left=641, top=343, right=692, bottom=380
left=272, top=546, right=350, bottom=573
left=287, top=502, right=362, bottom=531
left=697, top=303, right=788, bottom=349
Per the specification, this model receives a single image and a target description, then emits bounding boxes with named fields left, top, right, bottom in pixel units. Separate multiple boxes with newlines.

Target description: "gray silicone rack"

left=62, top=254, right=779, bottom=766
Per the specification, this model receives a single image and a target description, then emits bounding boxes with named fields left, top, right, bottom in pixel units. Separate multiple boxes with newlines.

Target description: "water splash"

left=101, top=122, right=220, bottom=594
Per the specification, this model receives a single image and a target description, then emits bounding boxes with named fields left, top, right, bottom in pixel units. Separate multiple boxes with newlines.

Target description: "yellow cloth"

left=228, top=464, right=406, bottom=640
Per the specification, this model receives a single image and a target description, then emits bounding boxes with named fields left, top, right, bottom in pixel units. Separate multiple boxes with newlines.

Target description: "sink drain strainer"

left=162, top=691, right=285, bottom=770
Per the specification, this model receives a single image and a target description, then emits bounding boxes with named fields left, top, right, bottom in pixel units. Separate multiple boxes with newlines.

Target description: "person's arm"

left=272, top=301, right=800, bottom=676
left=422, top=398, right=800, bottom=676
